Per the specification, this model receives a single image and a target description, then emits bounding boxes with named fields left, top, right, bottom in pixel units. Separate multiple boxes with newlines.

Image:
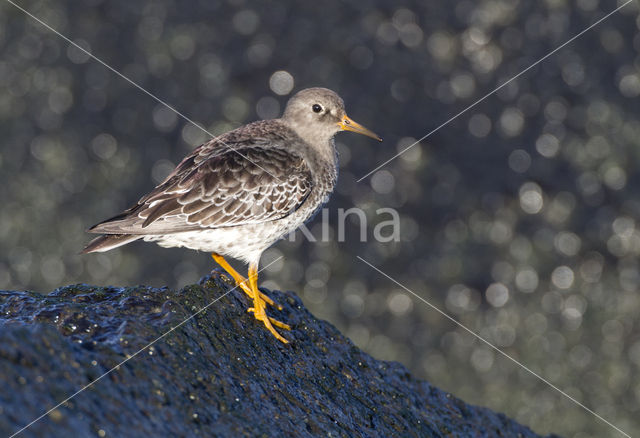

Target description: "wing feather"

left=88, top=120, right=313, bottom=235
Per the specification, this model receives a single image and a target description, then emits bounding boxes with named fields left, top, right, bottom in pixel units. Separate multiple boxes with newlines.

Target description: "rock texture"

left=0, top=271, right=556, bottom=437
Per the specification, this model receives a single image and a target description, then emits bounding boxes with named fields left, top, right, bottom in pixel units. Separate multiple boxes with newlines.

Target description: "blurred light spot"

left=223, top=96, right=249, bottom=122
left=422, top=352, right=446, bottom=375
left=181, top=124, right=208, bottom=146
left=602, top=165, right=627, bottom=190
left=392, top=8, right=417, bottom=26
left=371, top=170, right=395, bottom=194
left=303, top=279, right=327, bottom=304
left=388, top=292, right=412, bottom=316
left=256, top=96, right=280, bottom=120
left=396, top=137, right=423, bottom=164
left=262, top=248, right=284, bottom=273
left=233, top=10, right=260, bottom=35
left=368, top=334, right=396, bottom=361
left=170, top=34, right=195, bottom=61
left=41, top=255, right=65, bottom=285
left=0, top=263, right=11, bottom=288
left=247, top=35, right=275, bottom=66
left=427, top=32, right=456, bottom=61
left=400, top=217, right=419, bottom=241
left=498, top=107, right=524, bottom=137
left=91, top=133, right=117, bottom=160
left=535, top=133, right=560, bottom=158
left=173, top=260, right=198, bottom=286
left=48, top=87, right=73, bottom=114
left=600, top=28, right=623, bottom=53
left=151, top=159, right=175, bottom=184
left=618, top=73, right=640, bottom=98
left=489, top=220, right=512, bottom=244
left=269, top=70, right=294, bottom=95
left=508, top=149, right=531, bottom=173
left=541, top=290, right=563, bottom=313
left=86, top=254, right=113, bottom=281
left=30, top=136, right=55, bottom=161
left=545, top=192, right=575, bottom=225
left=342, top=294, right=365, bottom=318
left=493, top=325, right=516, bottom=347
left=450, top=72, right=475, bottom=99
left=67, top=39, right=91, bottom=64
left=470, top=45, right=502, bottom=74
left=562, top=307, right=582, bottom=330
left=561, top=61, right=585, bottom=87
left=525, top=313, right=548, bottom=335
left=376, top=21, right=398, bottom=45
left=468, top=113, right=491, bottom=138
left=579, top=252, right=603, bottom=283
left=586, top=135, right=610, bottom=159
left=554, top=231, right=581, bottom=256
left=152, top=105, right=178, bottom=132
left=486, top=283, right=509, bottom=307
left=630, top=341, right=640, bottom=366
left=569, top=345, right=592, bottom=368
left=544, top=100, right=568, bottom=122
left=577, top=0, right=598, bottom=11
left=510, top=236, right=532, bottom=261
left=613, top=216, right=634, bottom=238
left=577, top=171, right=603, bottom=203
left=565, top=294, right=587, bottom=315
left=515, top=267, right=538, bottom=293
left=445, top=284, right=480, bottom=313
left=603, top=320, right=625, bottom=350
left=471, top=347, right=494, bottom=372
left=519, top=182, right=543, bottom=214
left=551, top=265, right=574, bottom=289
left=607, top=234, right=627, bottom=257
left=399, top=23, right=423, bottom=48
left=305, top=261, right=330, bottom=283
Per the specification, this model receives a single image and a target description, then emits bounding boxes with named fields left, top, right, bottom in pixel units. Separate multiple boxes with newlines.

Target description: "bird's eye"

left=312, top=104, right=322, bottom=113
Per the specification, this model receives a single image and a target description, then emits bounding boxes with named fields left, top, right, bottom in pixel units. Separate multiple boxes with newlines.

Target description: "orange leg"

left=246, top=263, right=290, bottom=343
left=211, top=253, right=281, bottom=310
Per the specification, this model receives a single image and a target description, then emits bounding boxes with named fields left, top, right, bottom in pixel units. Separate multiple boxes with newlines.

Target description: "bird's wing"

left=89, top=122, right=314, bottom=235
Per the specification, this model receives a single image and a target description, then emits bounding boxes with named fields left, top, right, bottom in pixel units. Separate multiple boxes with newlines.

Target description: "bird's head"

left=282, top=88, right=382, bottom=145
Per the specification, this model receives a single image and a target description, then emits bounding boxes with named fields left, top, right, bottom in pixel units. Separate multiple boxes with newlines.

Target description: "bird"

left=82, top=87, right=381, bottom=343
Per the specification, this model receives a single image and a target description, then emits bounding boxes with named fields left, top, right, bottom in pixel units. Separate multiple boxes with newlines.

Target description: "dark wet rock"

left=0, top=271, right=557, bottom=438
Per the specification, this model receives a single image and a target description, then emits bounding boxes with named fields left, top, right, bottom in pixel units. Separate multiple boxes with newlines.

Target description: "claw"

left=247, top=308, right=291, bottom=330
left=248, top=308, right=289, bottom=343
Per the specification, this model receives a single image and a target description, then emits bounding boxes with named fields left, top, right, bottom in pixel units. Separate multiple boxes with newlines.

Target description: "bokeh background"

left=1, top=0, right=639, bottom=436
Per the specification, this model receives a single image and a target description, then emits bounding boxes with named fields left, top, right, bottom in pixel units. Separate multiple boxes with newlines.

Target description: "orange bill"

left=338, top=115, right=382, bottom=141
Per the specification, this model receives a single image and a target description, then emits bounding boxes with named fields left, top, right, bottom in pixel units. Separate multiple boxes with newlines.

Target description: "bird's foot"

left=247, top=304, right=290, bottom=344
left=211, top=254, right=283, bottom=310
left=235, top=280, right=282, bottom=310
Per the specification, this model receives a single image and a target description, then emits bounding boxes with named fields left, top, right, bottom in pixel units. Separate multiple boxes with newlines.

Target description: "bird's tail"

left=81, top=234, right=141, bottom=254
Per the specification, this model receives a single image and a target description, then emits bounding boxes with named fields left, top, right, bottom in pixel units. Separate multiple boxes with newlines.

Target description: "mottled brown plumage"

left=83, top=88, right=381, bottom=342
left=88, top=122, right=314, bottom=235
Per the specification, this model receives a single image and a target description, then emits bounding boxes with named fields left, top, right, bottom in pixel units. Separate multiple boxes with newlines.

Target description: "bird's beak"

left=338, top=115, right=382, bottom=142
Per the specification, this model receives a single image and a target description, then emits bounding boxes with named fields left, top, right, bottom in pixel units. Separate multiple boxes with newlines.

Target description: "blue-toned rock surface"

left=0, top=271, right=557, bottom=437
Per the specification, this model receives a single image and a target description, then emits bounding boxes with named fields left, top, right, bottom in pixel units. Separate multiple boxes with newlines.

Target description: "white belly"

left=143, top=218, right=295, bottom=265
